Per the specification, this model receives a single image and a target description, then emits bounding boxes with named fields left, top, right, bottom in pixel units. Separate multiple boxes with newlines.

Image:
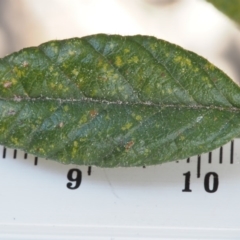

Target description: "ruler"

left=0, top=140, right=240, bottom=239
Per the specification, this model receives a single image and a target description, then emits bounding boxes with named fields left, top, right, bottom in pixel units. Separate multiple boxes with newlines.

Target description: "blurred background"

left=0, top=0, right=240, bottom=83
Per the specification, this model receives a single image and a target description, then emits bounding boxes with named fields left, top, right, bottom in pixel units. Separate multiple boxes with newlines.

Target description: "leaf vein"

left=82, top=38, right=143, bottom=102
left=129, top=37, right=199, bottom=105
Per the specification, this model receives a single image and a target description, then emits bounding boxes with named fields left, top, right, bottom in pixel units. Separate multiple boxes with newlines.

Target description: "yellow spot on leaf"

left=202, top=77, right=208, bottom=82
left=11, top=78, right=17, bottom=85
left=185, top=59, right=192, bottom=67
left=13, top=67, right=23, bottom=78
left=98, top=59, right=103, bottom=67
left=174, top=56, right=182, bottom=63
left=179, top=135, right=185, bottom=141
left=150, top=43, right=158, bottom=50
left=91, top=89, right=99, bottom=96
left=174, top=56, right=192, bottom=67
left=71, top=141, right=79, bottom=157
left=105, top=115, right=110, bottom=120
left=122, top=122, right=133, bottom=131
left=63, top=87, right=69, bottom=92
left=11, top=137, right=19, bottom=145
left=49, top=66, right=54, bottom=72
left=74, top=141, right=78, bottom=147
left=144, top=149, right=150, bottom=156
left=205, top=63, right=215, bottom=71
left=58, top=83, right=63, bottom=90
left=39, top=148, right=46, bottom=154
left=135, top=115, right=142, bottom=121
left=115, top=56, right=123, bottom=67
left=72, top=148, right=77, bottom=157
left=72, top=69, right=79, bottom=76
left=128, top=56, right=139, bottom=64
left=0, top=127, right=5, bottom=133
left=63, top=105, right=69, bottom=112
left=68, top=50, right=75, bottom=56
left=53, top=47, right=58, bottom=54
left=102, top=63, right=108, bottom=72
left=79, top=115, right=88, bottom=124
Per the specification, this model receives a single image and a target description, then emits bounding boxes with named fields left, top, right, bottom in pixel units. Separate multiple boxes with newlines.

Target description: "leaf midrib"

left=1, top=97, right=240, bottom=113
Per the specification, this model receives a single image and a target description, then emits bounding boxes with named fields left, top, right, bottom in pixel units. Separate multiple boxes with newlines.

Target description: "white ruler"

left=0, top=140, right=240, bottom=240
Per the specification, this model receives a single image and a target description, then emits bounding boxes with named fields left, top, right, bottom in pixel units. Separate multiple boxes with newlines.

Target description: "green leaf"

left=1, top=34, right=240, bottom=167
left=207, top=0, right=240, bottom=25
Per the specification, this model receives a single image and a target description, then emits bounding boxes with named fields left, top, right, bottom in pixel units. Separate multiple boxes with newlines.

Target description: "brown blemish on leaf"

left=125, top=141, right=134, bottom=151
left=98, top=76, right=108, bottom=82
left=22, top=61, right=29, bottom=67
left=14, top=96, right=21, bottom=102
left=3, top=81, right=12, bottom=88
left=7, top=110, right=16, bottom=116
left=89, top=109, right=98, bottom=118
left=161, top=72, right=166, bottom=77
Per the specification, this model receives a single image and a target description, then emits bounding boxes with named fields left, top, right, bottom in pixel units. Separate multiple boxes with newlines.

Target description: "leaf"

left=207, top=0, right=240, bottom=25
left=0, top=34, right=240, bottom=167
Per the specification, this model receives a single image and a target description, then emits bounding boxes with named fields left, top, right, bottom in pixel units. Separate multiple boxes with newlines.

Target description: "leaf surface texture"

left=0, top=34, right=240, bottom=167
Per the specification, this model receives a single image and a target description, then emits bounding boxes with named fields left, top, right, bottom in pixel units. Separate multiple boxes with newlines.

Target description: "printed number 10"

left=182, top=171, right=219, bottom=193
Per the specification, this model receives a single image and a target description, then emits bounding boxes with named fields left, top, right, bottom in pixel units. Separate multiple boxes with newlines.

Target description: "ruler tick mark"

left=208, top=152, right=212, bottom=164
left=230, top=140, right=234, bottom=164
left=24, top=153, right=28, bottom=159
left=13, top=149, right=17, bottom=159
left=2, top=147, right=6, bottom=159
left=197, top=155, right=201, bottom=178
left=219, top=146, right=223, bottom=164
left=87, top=166, right=92, bottom=176
left=34, top=157, right=38, bottom=166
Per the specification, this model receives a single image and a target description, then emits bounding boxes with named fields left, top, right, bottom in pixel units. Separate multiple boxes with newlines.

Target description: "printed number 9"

left=67, top=169, right=82, bottom=190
